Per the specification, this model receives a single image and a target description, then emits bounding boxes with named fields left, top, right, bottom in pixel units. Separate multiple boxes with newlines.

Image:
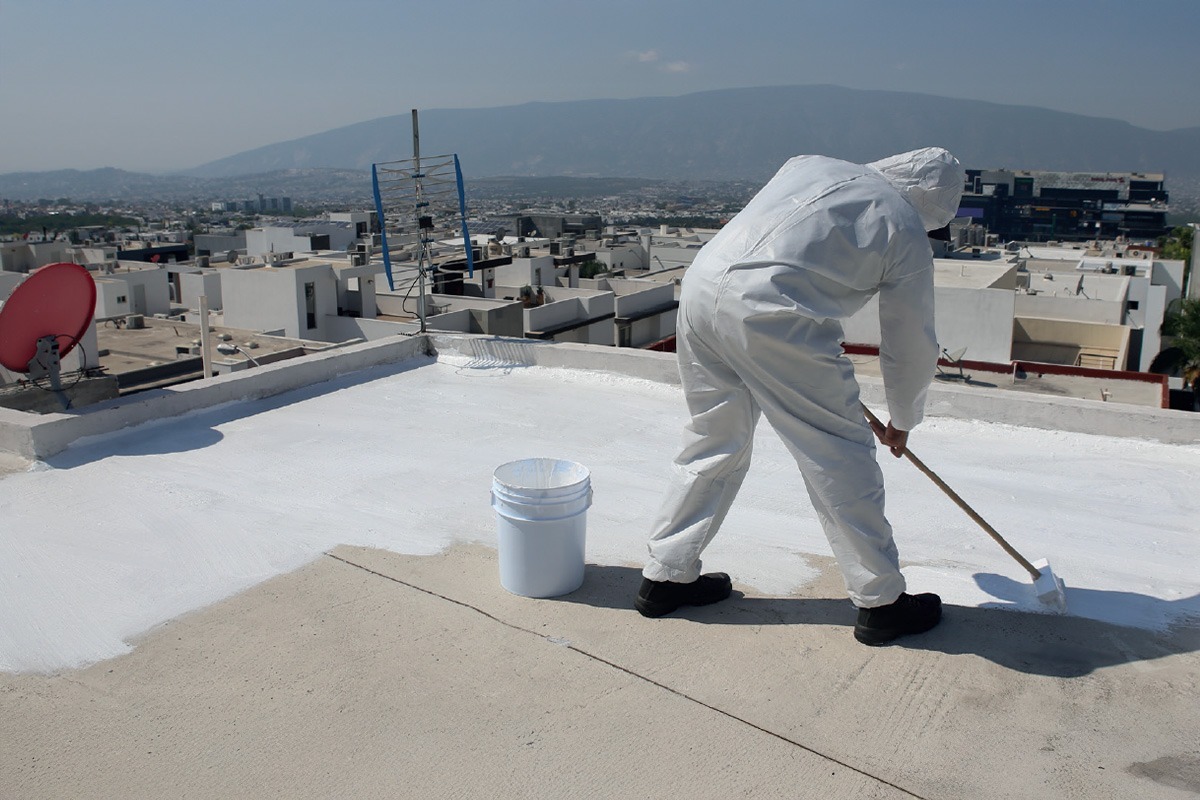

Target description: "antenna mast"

left=412, top=109, right=429, bottom=332
left=371, top=110, right=475, bottom=334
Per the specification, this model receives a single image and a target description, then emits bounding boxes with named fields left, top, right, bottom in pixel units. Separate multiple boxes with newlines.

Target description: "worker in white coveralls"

left=634, top=147, right=965, bottom=646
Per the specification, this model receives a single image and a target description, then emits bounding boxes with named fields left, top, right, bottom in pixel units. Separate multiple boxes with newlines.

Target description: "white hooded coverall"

left=643, top=147, right=965, bottom=608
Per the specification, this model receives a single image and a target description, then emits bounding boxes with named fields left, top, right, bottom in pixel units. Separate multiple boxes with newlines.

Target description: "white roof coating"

left=3, top=355, right=1199, bottom=673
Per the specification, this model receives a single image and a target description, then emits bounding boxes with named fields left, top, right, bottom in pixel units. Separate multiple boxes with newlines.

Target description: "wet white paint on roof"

left=2, top=355, right=1199, bottom=672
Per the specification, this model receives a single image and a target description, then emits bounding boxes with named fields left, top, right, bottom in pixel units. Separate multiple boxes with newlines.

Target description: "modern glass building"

left=959, top=169, right=1169, bottom=243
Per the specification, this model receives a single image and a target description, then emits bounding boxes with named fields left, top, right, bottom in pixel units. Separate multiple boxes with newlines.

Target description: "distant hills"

left=5, top=85, right=1200, bottom=203
left=0, top=167, right=206, bottom=203
left=183, top=85, right=1200, bottom=184
left=0, top=168, right=369, bottom=205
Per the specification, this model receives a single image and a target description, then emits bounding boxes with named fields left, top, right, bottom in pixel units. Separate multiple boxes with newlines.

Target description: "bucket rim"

left=492, top=457, right=591, bottom=491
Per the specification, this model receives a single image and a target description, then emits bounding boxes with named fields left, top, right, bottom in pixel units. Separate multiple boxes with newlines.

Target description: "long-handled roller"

left=863, top=405, right=1068, bottom=613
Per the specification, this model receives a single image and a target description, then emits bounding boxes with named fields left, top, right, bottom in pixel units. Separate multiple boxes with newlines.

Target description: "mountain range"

left=184, top=85, right=1200, bottom=183
left=5, top=85, right=1200, bottom=202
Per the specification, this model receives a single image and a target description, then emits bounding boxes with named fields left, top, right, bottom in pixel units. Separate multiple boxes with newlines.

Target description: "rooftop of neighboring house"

left=932, top=257, right=1018, bottom=290
left=94, top=316, right=325, bottom=384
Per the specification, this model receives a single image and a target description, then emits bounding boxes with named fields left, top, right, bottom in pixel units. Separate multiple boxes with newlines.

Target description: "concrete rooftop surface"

left=2, top=335, right=1199, bottom=798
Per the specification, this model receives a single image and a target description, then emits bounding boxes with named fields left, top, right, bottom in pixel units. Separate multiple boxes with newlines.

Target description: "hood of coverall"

left=867, top=147, right=964, bottom=232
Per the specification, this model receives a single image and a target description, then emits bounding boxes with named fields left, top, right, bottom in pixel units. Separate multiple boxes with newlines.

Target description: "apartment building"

left=960, top=169, right=1169, bottom=243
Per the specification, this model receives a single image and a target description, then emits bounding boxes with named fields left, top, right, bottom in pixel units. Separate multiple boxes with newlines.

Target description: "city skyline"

left=4, top=0, right=1200, bottom=175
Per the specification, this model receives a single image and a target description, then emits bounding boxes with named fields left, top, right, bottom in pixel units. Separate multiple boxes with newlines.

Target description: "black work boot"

left=635, top=573, right=733, bottom=618
left=853, top=592, right=942, bottom=646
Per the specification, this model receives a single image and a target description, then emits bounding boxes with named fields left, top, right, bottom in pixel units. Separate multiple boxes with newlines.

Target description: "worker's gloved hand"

left=868, top=418, right=909, bottom=458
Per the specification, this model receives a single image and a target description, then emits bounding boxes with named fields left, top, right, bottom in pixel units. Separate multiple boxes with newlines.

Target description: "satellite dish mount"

left=27, top=336, right=65, bottom=390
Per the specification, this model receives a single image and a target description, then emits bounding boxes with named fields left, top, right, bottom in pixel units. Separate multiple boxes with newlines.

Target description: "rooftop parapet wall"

left=432, top=336, right=1198, bottom=445
left=1, top=335, right=1196, bottom=464
left=0, top=336, right=432, bottom=461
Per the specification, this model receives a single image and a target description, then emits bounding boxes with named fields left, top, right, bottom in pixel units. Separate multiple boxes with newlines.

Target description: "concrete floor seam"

left=325, top=551, right=931, bottom=800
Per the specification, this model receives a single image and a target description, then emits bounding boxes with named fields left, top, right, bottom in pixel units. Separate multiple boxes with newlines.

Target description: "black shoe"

left=635, top=573, right=733, bottom=618
left=854, top=592, right=942, bottom=646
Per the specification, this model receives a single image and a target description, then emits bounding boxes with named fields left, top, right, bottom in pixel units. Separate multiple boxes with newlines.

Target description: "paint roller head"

left=1031, top=558, right=1068, bottom=614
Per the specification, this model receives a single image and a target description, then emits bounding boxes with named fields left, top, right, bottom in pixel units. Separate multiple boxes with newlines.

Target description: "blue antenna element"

left=370, top=164, right=396, bottom=290
left=454, top=155, right=474, bottom=278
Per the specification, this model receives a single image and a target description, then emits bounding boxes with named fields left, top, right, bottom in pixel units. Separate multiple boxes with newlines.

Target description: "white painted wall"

left=844, top=286, right=1015, bottom=364
left=575, top=289, right=614, bottom=322
left=525, top=298, right=581, bottom=333
left=291, top=264, right=338, bottom=342
left=1125, top=276, right=1150, bottom=329
left=934, top=287, right=1016, bottom=362
left=324, top=315, right=420, bottom=342
left=426, top=308, right=474, bottom=334
left=593, top=243, right=644, bottom=272
left=93, top=269, right=170, bottom=318
left=221, top=269, right=301, bottom=336
left=647, top=242, right=703, bottom=272
left=610, top=281, right=673, bottom=316
left=494, top=255, right=557, bottom=290
left=609, top=281, right=678, bottom=348
left=375, top=292, right=416, bottom=318
left=581, top=319, right=614, bottom=345
left=626, top=308, right=677, bottom=348
left=1152, top=260, right=1185, bottom=305
left=193, top=233, right=246, bottom=258
left=221, top=264, right=338, bottom=341
left=293, top=221, right=359, bottom=252
left=333, top=264, right=379, bottom=320
left=329, top=212, right=372, bottom=227
left=1139, top=284, right=1167, bottom=371
left=0, top=241, right=71, bottom=273
left=520, top=288, right=616, bottom=345
left=180, top=272, right=223, bottom=311
left=245, top=228, right=330, bottom=259
left=70, top=321, right=100, bottom=371
left=93, top=279, right=130, bottom=319
left=1016, top=294, right=1124, bottom=324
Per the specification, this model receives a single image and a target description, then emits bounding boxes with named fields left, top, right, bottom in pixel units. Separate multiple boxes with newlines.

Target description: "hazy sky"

left=3, top=0, right=1199, bottom=174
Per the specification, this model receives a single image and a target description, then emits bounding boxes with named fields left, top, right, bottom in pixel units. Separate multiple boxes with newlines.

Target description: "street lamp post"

left=216, top=342, right=261, bottom=368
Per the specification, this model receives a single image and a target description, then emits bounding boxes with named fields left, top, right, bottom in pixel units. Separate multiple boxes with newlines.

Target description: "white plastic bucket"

left=491, top=458, right=592, bottom=598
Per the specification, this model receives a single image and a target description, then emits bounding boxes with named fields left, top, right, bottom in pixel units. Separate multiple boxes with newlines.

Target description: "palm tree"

left=1161, top=298, right=1200, bottom=406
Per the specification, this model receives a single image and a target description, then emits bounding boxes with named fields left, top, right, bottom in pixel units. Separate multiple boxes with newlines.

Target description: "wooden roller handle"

left=861, top=404, right=1042, bottom=580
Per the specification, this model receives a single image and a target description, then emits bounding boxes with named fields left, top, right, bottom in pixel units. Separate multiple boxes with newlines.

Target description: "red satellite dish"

left=0, top=262, right=97, bottom=373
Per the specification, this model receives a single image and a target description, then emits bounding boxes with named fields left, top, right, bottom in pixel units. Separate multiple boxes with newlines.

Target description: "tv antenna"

left=371, top=108, right=474, bottom=332
left=0, top=262, right=96, bottom=401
